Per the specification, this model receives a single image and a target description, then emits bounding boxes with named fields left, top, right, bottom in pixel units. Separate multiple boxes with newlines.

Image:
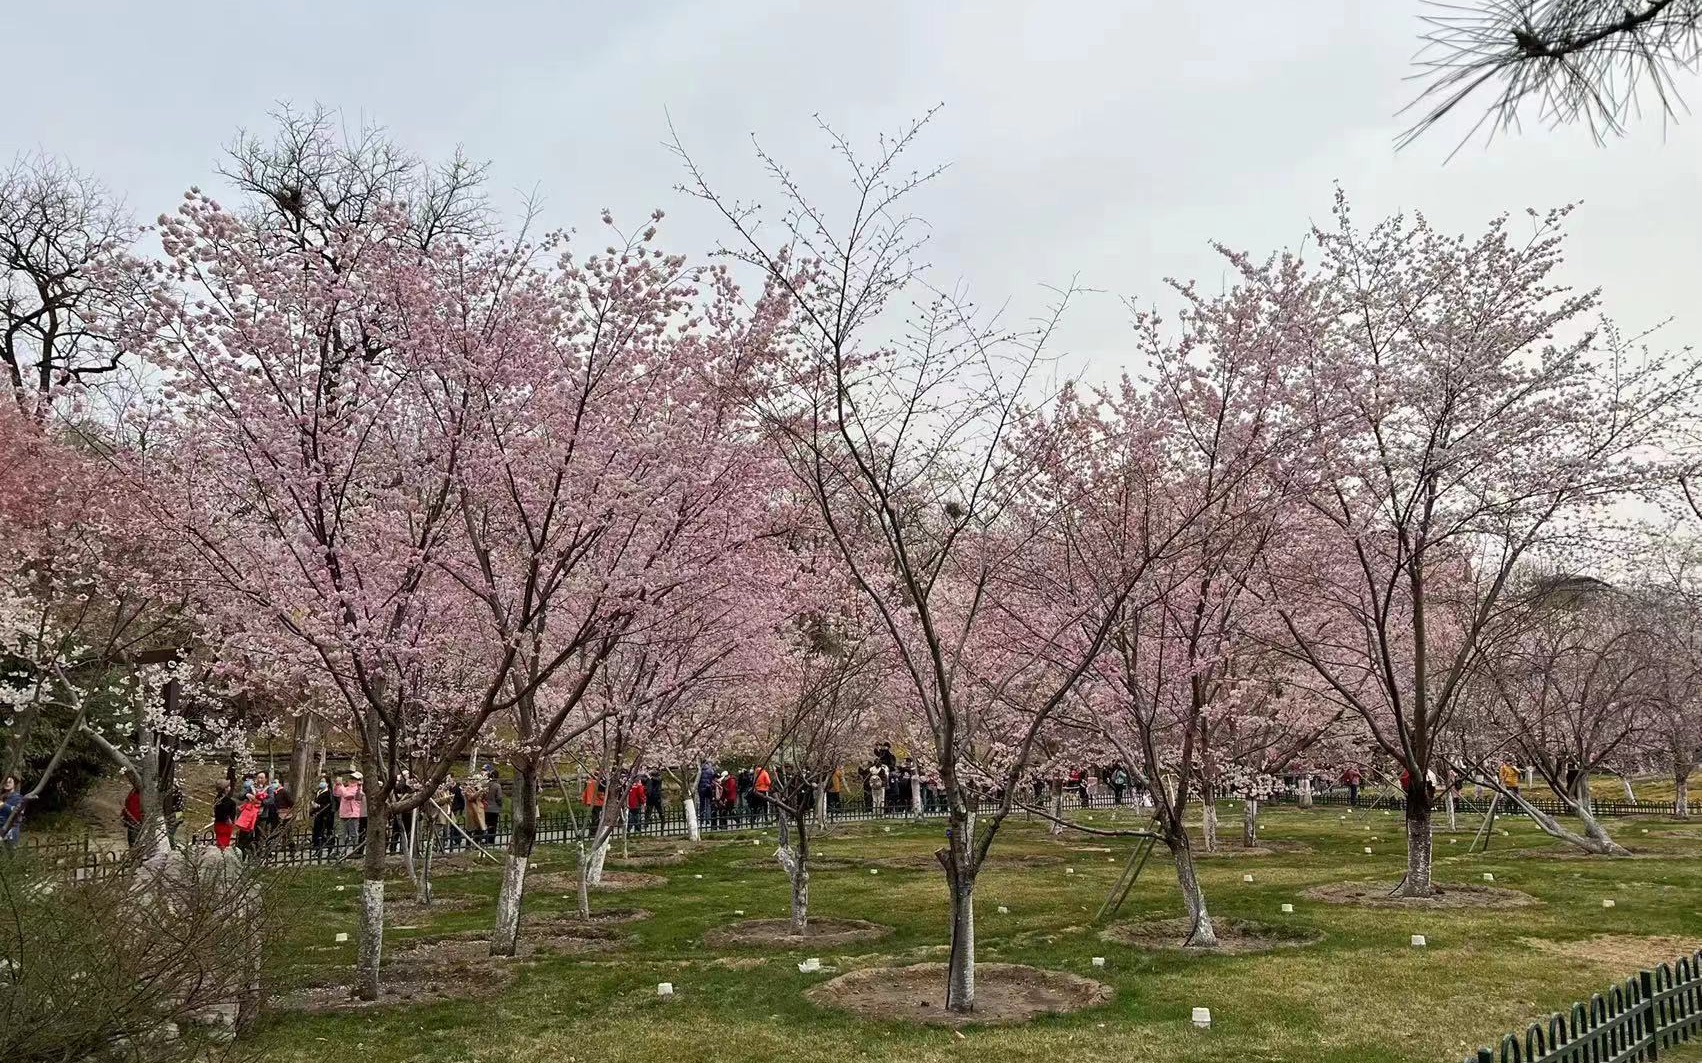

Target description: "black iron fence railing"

left=1465, top=951, right=1702, bottom=1062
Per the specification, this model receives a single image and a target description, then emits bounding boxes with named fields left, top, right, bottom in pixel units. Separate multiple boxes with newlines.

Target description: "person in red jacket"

left=626, top=776, right=646, bottom=832
left=122, top=785, right=143, bottom=846
left=719, top=770, right=739, bottom=829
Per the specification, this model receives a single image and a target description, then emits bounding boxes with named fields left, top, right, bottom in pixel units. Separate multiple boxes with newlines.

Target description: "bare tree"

left=1403, top=0, right=1702, bottom=147
left=0, top=153, right=150, bottom=418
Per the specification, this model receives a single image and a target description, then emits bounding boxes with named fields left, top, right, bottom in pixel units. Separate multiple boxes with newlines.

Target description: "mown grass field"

left=248, top=803, right=1702, bottom=1063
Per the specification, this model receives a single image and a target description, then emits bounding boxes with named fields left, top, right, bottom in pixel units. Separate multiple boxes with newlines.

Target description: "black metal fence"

left=1465, top=951, right=1702, bottom=1062
left=171, top=782, right=1690, bottom=869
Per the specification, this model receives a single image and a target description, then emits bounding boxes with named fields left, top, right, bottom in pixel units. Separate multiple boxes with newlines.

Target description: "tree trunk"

left=575, top=843, right=592, bottom=919
left=286, top=715, right=317, bottom=804
left=1172, top=840, right=1218, bottom=947
left=911, top=774, right=923, bottom=823
left=1393, top=797, right=1435, bottom=898
left=1048, top=784, right=1065, bottom=836
left=1241, top=798, right=1258, bottom=848
left=1298, top=775, right=1312, bottom=808
left=1444, top=787, right=1457, bottom=833
left=1200, top=802, right=1218, bottom=853
left=1621, top=774, right=1636, bottom=803
left=683, top=793, right=701, bottom=842
left=939, top=808, right=978, bottom=1014
left=1677, top=769, right=1691, bottom=820
left=1574, top=804, right=1631, bottom=856
left=586, top=831, right=610, bottom=885
left=814, top=785, right=828, bottom=832
left=356, top=793, right=389, bottom=1001
left=490, top=763, right=537, bottom=957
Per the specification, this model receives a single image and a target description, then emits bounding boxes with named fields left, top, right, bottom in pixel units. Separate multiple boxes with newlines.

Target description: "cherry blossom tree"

left=137, top=184, right=533, bottom=999
left=1266, top=196, right=1700, bottom=897
left=679, top=113, right=1200, bottom=1010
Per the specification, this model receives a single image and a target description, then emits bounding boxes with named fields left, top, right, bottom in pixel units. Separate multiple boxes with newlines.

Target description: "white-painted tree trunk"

left=586, top=833, right=610, bottom=885
left=1621, top=775, right=1637, bottom=803
left=1298, top=775, right=1313, bottom=808
left=490, top=765, right=537, bottom=956
left=575, top=843, right=592, bottom=919
left=910, top=775, right=923, bottom=823
left=1394, top=805, right=1434, bottom=897
left=814, top=786, right=828, bottom=832
left=683, top=793, right=701, bottom=842
left=1242, top=798, right=1258, bottom=848
left=1677, top=771, right=1692, bottom=820
left=1048, top=785, right=1065, bottom=836
left=1445, top=788, right=1457, bottom=833
left=1200, top=803, right=1219, bottom=852
left=776, top=845, right=810, bottom=933
left=356, top=879, right=385, bottom=1000
left=1172, top=843, right=1218, bottom=947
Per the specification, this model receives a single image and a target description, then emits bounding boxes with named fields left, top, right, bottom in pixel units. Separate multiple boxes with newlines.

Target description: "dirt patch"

left=1103, top=915, right=1323, bottom=954
left=527, top=870, right=668, bottom=893
left=1506, top=845, right=1652, bottom=860
left=806, top=962, right=1112, bottom=1026
left=1303, top=881, right=1538, bottom=909
left=273, top=959, right=515, bottom=1013
left=734, top=856, right=860, bottom=872
left=387, top=933, right=620, bottom=964
left=1193, top=840, right=1314, bottom=858
left=382, top=895, right=482, bottom=917
left=704, top=917, right=894, bottom=948
left=410, top=909, right=649, bottom=946
left=606, top=851, right=687, bottom=868
left=1519, top=934, right=1702, bottom=971
left=866, top=852, right=1060, bottom=872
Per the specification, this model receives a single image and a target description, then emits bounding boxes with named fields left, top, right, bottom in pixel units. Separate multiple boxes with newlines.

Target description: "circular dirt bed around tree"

left=704, top=917, right=894, bottom=948
left=606, top=851, right=687, bottom=868
left=274, top=958, right=516, bottom=1014
left=1102, top=916, right=1322, bottom=954
left=866, top=852, right=1060, bottom=872
left=382, top=895, right=483, bottom=917
left=806, top=962, right=1112, bottom=1026
left=734, top=855, right=860, bottom=872
left=527, top=870, right=668, bottom=893
left=1303, top=881, right=1538, bottom=909
left=1193, top=840, right=1314, bottom=858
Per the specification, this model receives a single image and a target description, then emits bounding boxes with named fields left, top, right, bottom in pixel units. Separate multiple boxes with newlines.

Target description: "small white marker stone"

left=1242, top=873, right=1254, bottom=883
left=1642, top=829, right=1649, bottom=834
left=657, top=982, right=674, bottom=997
left=1281, top=903, right=1294, bottom=914
left=997, top=905, right=1009, bottom=914
left=733, top=909, right=745, bottom=916
left=752, top=839, right=760, bottom=846
left=336, top=885, right=345, bottom=892
left=1363, top=846, right=1373, bottom=854
left=694, top=874, right=703, bottom=879
left=1091, top=956, right=1106, bottom=967
left=1411, top=934, right=1426, bottom=947
left=335, top=932, right=349, bottom=943
left=869, top=868, right=879, bottom=875
left=799, top=958, right=821, bottom=973
left=1384, top=811, right=1392, bottom=816
left=1109, top=857, right=1117, bottom=863
left=883, top=826, right=891, bottom=833
left=1602, top=898, right=1616, bottom=908
left=1065, top=867, right=1075, bottom=875
left=1192, top=1006, right=1212, bottom=1029
left=1483, top=873, right=1495, bottom=882
left=1449, top=838, right=1457, bottom=845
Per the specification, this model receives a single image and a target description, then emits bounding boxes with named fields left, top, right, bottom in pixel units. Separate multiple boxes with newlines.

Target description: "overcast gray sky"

left=7, top=1, right=1699, bottom=375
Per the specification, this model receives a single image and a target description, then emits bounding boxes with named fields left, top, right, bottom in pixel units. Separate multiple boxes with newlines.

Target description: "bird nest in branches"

left=1302, top=881, right=1538, bottom=909
left=704, top=917, right=893, bottom=948
left=805, top=963, right=1112, bottom=1026
left=1101, top=916, right=1323, bottom=954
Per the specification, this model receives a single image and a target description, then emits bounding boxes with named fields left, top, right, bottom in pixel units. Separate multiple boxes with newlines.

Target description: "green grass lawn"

left=247, top=805, right=1702, bottom=1063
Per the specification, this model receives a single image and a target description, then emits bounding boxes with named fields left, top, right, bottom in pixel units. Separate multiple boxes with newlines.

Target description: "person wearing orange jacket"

left=753, top=764, right=773, bottom=823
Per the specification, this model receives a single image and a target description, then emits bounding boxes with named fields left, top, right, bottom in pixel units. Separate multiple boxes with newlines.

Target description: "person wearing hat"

left=333, top=771, right=366, bottom=851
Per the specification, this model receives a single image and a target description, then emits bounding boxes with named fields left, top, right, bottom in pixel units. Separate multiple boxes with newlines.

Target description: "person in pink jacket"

left=333, top=771, right=366, bottom=850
